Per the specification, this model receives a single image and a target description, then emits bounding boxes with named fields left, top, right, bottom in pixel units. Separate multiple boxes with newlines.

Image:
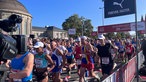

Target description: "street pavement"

left=1, top=61, right=146, bottom=82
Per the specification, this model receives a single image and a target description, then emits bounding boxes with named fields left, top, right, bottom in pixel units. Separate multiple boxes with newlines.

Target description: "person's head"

left=76, top=37, right=81, bottom=45
left=81, top=36, right=88, bottom=45
left=115, top=38, right=119, bottom=42
left=94, top=39, right=99, bottom=44
left=120, top=40, right=124, bottom=45
left=50, top=41, right=57, bottom=49
left=98, top=34, right=105, bottom=44
left=55, top=39, right=60, bottom=46
left=41, top=38, right=47, bottom=43
left=34, top=41, right=44, bottom=54
left=69, top=38, right=74, bottom=44
left=61, top=40, right=66, bottom=46
left=66, top=40, right=70, bottom=46
left=126, top=40, right=131, bottom=45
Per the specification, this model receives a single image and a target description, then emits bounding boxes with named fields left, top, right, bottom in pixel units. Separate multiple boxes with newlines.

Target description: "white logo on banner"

left=113, top=0, right=125, bottom=8
left=68, top=29, right=76, bottom=35
left=130, top=22, right=145, bottom=31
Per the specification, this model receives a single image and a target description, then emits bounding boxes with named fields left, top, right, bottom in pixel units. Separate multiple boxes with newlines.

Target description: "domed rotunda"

left=0, top=0, right=32, bottom=36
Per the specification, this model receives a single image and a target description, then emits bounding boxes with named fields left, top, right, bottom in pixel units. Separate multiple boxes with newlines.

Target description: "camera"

left=0, top=14, right=22, bottom=60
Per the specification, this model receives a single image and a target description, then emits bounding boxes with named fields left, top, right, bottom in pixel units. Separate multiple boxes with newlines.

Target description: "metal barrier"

left=138, top=51, right=145, bottom=69
left=102, top=51, right=144, bottom=82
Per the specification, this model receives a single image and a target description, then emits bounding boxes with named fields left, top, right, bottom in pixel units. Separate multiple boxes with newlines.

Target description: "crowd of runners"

left=0, top=34, right=143, bottom=82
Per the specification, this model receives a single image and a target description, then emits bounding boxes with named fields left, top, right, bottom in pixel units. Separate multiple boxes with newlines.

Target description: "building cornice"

left=0, top=9, right=32, bottom=17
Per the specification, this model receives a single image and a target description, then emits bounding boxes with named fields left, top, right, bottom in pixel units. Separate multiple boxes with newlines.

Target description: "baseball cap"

left=33, top=42, right=44, bottom=48
left=98, top=34, right=105, bottom=39
left=81, top=36, right=87, bottom=40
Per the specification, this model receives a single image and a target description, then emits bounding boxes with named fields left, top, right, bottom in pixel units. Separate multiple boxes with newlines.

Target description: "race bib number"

left=126, top=48, right=131, bottom=53
left=11, top=69, right=22, bottom=82
left=13, top=79, right=22, bottom=82
left=119, top=48, right=124, bottom=52
left=67, top=52, right=72, bottom=56
left=76, top=59, right=81, bottom=65
left=82, top=54, right=86, bottom=58
left=35, top=58, right=43, bottom=68
left=102, top=57, right=109, bottom=64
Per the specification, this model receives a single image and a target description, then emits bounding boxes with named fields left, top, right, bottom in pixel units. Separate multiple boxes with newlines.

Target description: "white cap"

left=76, top=37, right=81, bottom=42
left=81, top=36, right=87, bottom=40
left=98, top=34, right=105, bottom=39
left=34, top=42, right=44, bottom=48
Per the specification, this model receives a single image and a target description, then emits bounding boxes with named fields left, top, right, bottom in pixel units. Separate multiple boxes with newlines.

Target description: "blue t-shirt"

left=66, top=46, right=74, bottom=59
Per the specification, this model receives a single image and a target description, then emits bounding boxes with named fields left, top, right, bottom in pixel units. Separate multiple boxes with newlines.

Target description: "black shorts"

left=34, top=69, right=48, bottom=81
left=101, top=63, right=114, bottom=75
left=67, top=58, right=73, bottom=64
left=77, top=65, right=81, bottom=69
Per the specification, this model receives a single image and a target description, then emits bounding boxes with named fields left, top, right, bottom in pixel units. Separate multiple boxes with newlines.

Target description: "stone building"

left=46, top=26, right=68, bottom=39
left=32, top=26, right=47, bottom=38
left=32, top=26, right=68, bottom=39
left=0, top=0, right=32, bottom=36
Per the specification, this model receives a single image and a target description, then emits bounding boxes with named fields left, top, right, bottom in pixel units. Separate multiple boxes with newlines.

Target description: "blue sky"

left=19, top=0, right=146, bottom=31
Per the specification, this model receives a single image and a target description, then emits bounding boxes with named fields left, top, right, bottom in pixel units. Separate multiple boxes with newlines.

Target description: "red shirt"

left=75, top=45, right=82, bottom=59
left=126, top=44, right=133, bottom=54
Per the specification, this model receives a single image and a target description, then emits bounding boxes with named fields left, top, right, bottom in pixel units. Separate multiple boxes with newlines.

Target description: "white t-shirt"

left=43, top=48, right=51, bottom=55
left=58, top=45, right=67, bottom=54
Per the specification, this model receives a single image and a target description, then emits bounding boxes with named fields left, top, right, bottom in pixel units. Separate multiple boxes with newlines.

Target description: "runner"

left=56, top=39, right=68, bottom=56
left=65, top=40, right=76, bottom=76
left=74, top=38, right=82, bottom=75
left=9, top=52, right=34, bottom=82
left=50, top=41, right=66, bottom=82
left=33, top=41, right=55, bottom=82
left=118, top=40, right=126, bottom=62
left=125, top=40, right=135, bottom=60
left=96, top=34, right=118, bottom=79
left=79, top=36, right=100, bottom=82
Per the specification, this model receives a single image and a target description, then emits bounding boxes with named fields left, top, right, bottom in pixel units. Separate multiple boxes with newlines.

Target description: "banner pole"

left=134, top=0, right=139, bottom=82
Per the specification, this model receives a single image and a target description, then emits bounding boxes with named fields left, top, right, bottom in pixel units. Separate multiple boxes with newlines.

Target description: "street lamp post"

left=82, top=20, right=84, bottom=36
left=81, top=17, right=85, bottom=36
left=99, top=7, right=104, bottom=26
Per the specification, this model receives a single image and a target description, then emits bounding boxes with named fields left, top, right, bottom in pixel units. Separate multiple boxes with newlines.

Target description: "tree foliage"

left=104, top=32, right=115, bottom=39
left=138, top=31, right=144, bottom=38
left=62, top=14, right=93, bottom=38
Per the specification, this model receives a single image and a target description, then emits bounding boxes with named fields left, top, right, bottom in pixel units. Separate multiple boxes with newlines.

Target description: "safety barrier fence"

left=102, top=51, right=144, bottom=82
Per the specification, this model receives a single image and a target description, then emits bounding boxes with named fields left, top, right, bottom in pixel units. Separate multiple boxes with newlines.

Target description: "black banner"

left=104, top=0, right=136, bottom=18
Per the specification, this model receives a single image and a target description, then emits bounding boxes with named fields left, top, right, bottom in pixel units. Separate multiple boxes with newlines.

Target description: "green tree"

left=116, top=32, right=127, bottom=39
left=116, top=32, right=122, bottom=39
left=138, top=31, right=144, bottom=38
left=104, top=32, right=115, bottom=39
left=83, top=19, right=93, bottom=37
left=62, top=14, right=93, bottom=38
left=125, top=32, right=131, bottom=38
